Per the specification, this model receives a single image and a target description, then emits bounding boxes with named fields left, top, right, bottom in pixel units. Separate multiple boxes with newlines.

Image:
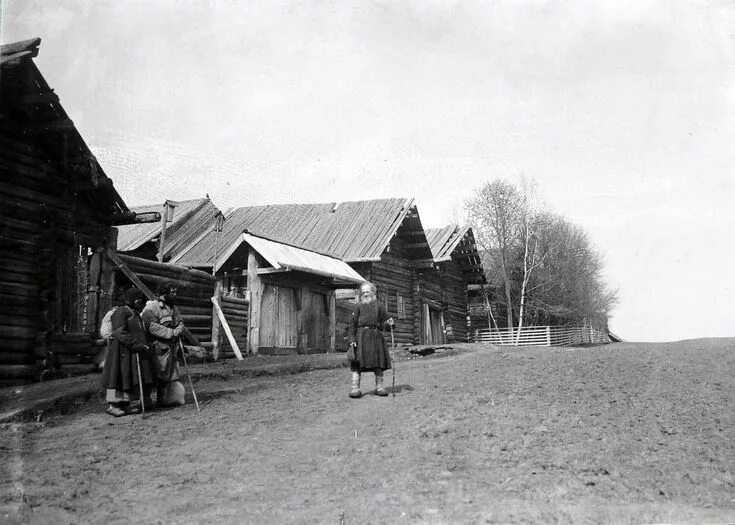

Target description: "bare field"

left=2, top=339, right=734, bottom=524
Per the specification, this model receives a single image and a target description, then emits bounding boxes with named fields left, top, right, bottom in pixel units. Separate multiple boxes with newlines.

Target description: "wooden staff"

left=178, top=338, right=200, bottom=411
left=390, top=323, right=395, bottom=398
left=135, top=353, right=146, bottom=419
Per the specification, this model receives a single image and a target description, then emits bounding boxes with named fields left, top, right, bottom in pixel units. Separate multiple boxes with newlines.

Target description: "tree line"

left=465, top=179, right=618, bottom=333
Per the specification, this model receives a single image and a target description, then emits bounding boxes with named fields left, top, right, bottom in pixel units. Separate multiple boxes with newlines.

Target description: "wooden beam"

left=256, top=267, right=290, bottom=275
left=247, top=248, right=263, bottom=355
left=328, top=290, right=336, bottom=352
left=211, top=296, right=243, bottom=360
left=157, top=201, right=173, bottom=262
left=210, top=281, right=222, bottom=360
left=105, top=248, right=156, bottom=301
left=411, top=259, right=436, bottom=268
left=405, top=242, right=430, bottom=249
left=22, top=92, right=60, bottom=105
left=110, top=211, right=162, bottom=225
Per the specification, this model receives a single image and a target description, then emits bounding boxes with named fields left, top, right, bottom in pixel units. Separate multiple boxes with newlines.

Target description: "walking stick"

left=135, top=353, right=146, bottom=419
left=178, top=338, right=201, bottom=411
left=390, top=323, right=395, bottom=397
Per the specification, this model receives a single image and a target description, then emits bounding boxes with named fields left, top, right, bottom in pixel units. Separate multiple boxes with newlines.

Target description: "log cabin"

left=0, top=38, right=152, bottom=384
left=424, top=226, right=486, bottom=343
left=173, top=198, right=483, bottom=350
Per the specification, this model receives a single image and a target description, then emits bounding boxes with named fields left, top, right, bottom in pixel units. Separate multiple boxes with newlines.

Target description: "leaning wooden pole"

left=211, top=296, right=244, bottom=360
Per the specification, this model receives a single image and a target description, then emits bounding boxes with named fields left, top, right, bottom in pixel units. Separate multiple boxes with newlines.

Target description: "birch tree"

left=465, top=180, right=525, bottom=332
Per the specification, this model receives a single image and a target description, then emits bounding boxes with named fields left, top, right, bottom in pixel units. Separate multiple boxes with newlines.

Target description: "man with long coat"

left=142, top=282, right=186, bottom=407
left=348, top=282, right=394, bottom=398
left=100, top=288, right=155, bottom=416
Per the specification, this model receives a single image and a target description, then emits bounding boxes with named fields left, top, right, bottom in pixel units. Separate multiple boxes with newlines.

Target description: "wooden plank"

left=327, top=290, right=336, bottom=352
left=247, top=248, right=262, bottom=355
left=211, top=296, right=243, bottom=360
left=211, top=281, right=222, bottom=360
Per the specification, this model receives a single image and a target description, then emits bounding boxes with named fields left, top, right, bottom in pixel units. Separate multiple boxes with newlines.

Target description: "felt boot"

left=106, top=403, right=126, bottom=417
left=375, top=371, right=388, bottom=396
left=349, top=371, right=362, bottom=398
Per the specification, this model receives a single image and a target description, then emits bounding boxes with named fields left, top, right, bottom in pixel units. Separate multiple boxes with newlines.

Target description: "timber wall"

left=0, top=126, right=117, bottom=385
left=116, top=255, right=216, bottom=351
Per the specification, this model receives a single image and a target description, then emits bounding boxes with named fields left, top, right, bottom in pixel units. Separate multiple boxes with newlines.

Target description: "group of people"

left=101, top=280, right=396, bottom=415
left=100, top=282, right=188, bottom=417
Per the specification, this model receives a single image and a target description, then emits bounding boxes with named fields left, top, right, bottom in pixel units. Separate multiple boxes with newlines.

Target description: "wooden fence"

left=471, top=325, right=611, bottom=347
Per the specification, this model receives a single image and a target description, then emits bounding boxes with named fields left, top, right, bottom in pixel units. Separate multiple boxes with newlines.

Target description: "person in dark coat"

left=100, top=288, right=155, bottom=417
left=142, top=282, right=186, bottom=407
left=348, top=282, right=394, bottom=398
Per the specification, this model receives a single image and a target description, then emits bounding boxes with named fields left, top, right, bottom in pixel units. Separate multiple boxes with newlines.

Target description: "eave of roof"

left=0, top=38, right=129, bottom=218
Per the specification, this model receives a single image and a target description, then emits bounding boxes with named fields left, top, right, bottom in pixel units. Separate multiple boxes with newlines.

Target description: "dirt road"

left=2, top=339, right=734, bottom=524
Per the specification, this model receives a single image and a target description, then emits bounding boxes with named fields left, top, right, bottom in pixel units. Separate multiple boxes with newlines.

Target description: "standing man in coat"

left=348, top=282, right=394, bottom=398
left=142, top=281, right=186, bottom=407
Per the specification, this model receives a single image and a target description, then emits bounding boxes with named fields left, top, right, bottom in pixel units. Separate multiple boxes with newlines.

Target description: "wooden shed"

left=196, top=231, right=365, bottom=355
left=424, top=226, right=486, bottom=343
left=173, top=198, right=475, bottom=348
left=0, top=39, right=150, bottom=384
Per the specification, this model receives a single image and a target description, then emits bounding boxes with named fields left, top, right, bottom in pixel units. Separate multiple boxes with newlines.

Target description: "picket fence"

left=471, top=325, right=611, bottom=347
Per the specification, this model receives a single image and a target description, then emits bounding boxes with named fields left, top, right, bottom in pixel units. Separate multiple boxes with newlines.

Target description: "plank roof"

left=116, top=198, right=221, bottom=260
left=173, top=198, right=428, bottom=267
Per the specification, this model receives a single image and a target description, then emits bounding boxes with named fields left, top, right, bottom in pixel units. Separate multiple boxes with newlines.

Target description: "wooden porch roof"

left=240, top=232, right=366, bottom=285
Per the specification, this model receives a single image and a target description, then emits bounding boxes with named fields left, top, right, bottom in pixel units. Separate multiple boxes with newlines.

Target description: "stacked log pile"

left=116, top=255, right=216, bottom=353
left=219, top=295, right=248, bottom=359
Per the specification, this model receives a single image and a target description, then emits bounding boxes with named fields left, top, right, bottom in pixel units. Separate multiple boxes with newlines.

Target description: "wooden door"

left=421, top=303, right=446, bottom=345
left=259, top=284, right=298, bottom=353
left=302, top=291, right=329, bottom=352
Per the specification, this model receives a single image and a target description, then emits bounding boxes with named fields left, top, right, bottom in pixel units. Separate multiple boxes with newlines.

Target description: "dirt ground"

left=1, top=339, right=734, bottom=524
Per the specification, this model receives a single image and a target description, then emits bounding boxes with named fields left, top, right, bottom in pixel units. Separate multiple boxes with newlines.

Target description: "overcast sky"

left=3, top=0, right=734, bottom=342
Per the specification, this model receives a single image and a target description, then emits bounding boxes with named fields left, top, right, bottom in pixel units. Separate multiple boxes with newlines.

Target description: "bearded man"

left=142, top=282, right=187, bottom=407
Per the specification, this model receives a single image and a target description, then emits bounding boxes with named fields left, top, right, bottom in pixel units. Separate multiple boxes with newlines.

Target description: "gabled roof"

left=426, top=225, right=472, bottom=262
left=0, top=38, right=129, bottom=218
left=231, top=232, right=365, bottom=286
left=425, top=225, right=486, bottom=285
left=117, top=198, right=221, bottom=260
left=173, top=198, right=432, bottom=267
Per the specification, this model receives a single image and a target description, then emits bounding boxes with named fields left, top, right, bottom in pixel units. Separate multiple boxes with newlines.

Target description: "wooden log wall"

left=0, top=126, right=114, bottom=385
left=439, top=261, right=470, bottom=343
left=115, top=254, right=216, bottom=353
left=365, top=254, right=415, bottom=346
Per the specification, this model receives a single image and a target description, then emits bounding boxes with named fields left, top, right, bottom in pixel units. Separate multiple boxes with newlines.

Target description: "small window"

left=382, top=291, right=389, bottom=313
left=397, top=292, right=405, bottom=320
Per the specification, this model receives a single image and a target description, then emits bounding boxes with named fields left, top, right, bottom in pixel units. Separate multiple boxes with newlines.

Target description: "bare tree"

left=466, top=179, right=618, bottom=342
left=465, top=179, right=524, bottom=332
